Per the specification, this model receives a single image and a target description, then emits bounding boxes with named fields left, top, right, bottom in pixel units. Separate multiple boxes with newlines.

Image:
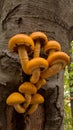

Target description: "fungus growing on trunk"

left=41, top=52, right=70, bottom=79
left=28, top=93, right=44, bottom=114
left=27, top=57, right=48, bottom=83
left=44, top=40, right=61, bottom=56
left=8, top=34, right=34, bottom=74
left=30, top=31, right=48, bottom=57
left=18, top=82, right=37, bottom=109
left=29, top=32, right=48, bottom=83
left=6, top=92, right=26, bottom=113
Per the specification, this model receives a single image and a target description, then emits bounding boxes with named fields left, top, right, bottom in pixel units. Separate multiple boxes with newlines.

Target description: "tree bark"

left=0, top=0, right=73, bottom=130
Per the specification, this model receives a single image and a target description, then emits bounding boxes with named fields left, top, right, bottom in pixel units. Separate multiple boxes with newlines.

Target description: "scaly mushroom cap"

left=44, top=40, right=61, bottom=55
left=19, top=82, right=37, bottom=94
left=30, top=31, right=48, bottom=46
left=6, top=92, right=25, bottom=105
left=47, top=52, right=70, bottom=67
left=8, top=34, right=34, bottom=54
left=27, top=57, right=48, bottom=74
left=31, top=93, right=44, bottom=104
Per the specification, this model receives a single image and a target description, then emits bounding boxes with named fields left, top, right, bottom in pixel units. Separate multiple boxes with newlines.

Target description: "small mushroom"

left=36, top=78, right=46, bottom=90
left=44, top=40, right=61, bottom=57
left=8, top=34, right=34, bottom=74
left=28, top=93, right=44, bottom=114
left=29, top=32, right=48, bottom=83
left=30, top=32, right=48, bottom=58
left=18, top=82, right=37, bottom=109
left=41, top=52, right=70, bottom=79
left=6, top=92, right=26, bottom=113
left=27, top=57, right=48, bottom=83
left=47, top=52, right=70, bottom=67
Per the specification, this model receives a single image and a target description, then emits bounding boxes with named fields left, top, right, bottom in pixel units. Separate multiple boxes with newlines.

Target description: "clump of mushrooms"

left=6, top=92, right=26, bottom=113
left=6, top=32, right=70, bottom=115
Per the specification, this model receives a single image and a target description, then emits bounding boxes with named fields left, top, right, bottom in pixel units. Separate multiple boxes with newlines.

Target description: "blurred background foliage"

left=64, top=41, right=73, bottom=130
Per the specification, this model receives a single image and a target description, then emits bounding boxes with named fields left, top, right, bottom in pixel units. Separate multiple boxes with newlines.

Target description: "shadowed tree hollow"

left=0, top=0, right=73, bottom=130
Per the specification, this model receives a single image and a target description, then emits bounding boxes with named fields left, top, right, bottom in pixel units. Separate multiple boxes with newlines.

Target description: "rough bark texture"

left=0, top=0, right=73, bottom=130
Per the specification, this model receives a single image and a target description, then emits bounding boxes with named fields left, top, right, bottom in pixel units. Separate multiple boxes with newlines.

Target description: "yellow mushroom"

left=44, top=40, right=61, bottom=56
left=28, top=93, right=44, bottom=115
left=6, top=92, right=26, bottom=113
left=30, top=31, right=48, bottom=58
left=8, top=34, right=34, bottom=74
left=41, top=52, right=70, bottom=79
left=18, top=82, right=37, bottom=109
left=27, top=57, right=48, bottom=84
left=29, top=32, right=48, bottom=84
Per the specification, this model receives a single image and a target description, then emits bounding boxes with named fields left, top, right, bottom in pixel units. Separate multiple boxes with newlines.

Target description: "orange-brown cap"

left=30, top=32, right=48, bottom=46
left=41, top=52, right=70, bottom=79
left=8, top=34, right=34, bottom=53
left=44, top=40, right=61, bottom=55
left=27, top=57, right=48, bottom=74
left=6, top=92, right=25, bottom=105
left=47, top=52, right=70, bottom=67
left=19, top=82, right=37, bottom=94
left=31, top=93, right=44, bottom=104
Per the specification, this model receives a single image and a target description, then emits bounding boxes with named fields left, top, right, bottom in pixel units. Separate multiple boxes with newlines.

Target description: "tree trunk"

left=0, top=0, right=73, bottom=130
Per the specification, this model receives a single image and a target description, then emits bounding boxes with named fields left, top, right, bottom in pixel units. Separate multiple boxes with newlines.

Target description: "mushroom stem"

left=27, top=58, right=48, bottom=84
left=23, top=94, right=31, bottom=109
left=28, top=93, right=44, bottom=114
left=41, top=63, right=62, bottom=79
left=49, top=49, right=56, bottom=56
left=18, top=46, right=29, bottom=74
left=29, top=31, right=48, bottom=84
left=28, top=104, right=38, bottom=115
left=30, top=68, right=40, bottom=84
left=14, top=104, right=26, bottom=113
left=34, top=40, right=41, bottom=58
left=36, top=78, right=46, bottom=90
left=30, top=40, right=41, bottom=83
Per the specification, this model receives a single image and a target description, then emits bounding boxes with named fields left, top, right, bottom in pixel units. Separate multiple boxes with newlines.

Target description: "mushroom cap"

left=30, top=32, right=48, bottom=46
left=44, top=40, right=61, bottom=55
left=6, top=92, right=25, bottom=105
left=41, top=52, right=70, bottom=79
left=27, top=57, right=48, bottom=74
left=8, top=34, right=34, bottom=53
left=31, top=93, right=44, bottom=104
left=47, top=52, right=70, bottom=67
left=19, top=82, right=37, bottom=94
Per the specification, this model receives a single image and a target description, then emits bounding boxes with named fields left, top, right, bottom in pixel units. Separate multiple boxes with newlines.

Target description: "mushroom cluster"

left=6, top=32, right=70, bottom=114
